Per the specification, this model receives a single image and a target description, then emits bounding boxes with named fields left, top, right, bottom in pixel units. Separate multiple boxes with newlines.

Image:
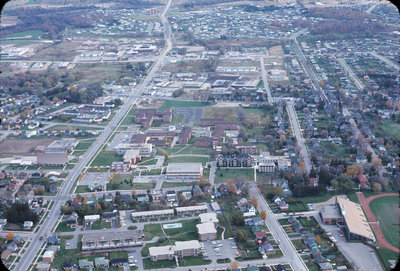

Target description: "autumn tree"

left=260, top=210, right=267, bottom=220
left=299, top=161, right=305, bottom=169
left=227, top=179, right=238, bottom=194
left=250, top=195, right=259, bottom=208
left=131, top=189, right=136, bottom=196
left=5, top=232, right=14, bottom=241
left=346, top=164, right=364, bottom=177
left=95, top=203, right=101, bottom=213
left=371, top=158, right=382, bottom=169
left=280, top=134, right=287, bottom=143
left=231, top=261, right=239, bottom=269
left=373, top=183, right=382, bottom=192
left=286, top=226, right=292, bottom=232
left=315, top=235, right=321, bottom=243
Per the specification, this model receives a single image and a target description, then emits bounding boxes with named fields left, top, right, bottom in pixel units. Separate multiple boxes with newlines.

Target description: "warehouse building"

left=166, top=163, right=203, bottom=181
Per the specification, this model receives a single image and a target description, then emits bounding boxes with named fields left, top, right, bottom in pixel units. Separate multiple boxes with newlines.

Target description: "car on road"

left=39, top=236, right=43, bottom=241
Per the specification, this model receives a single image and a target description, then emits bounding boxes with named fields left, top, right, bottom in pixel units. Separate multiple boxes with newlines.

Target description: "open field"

left=0, top=138, right=54, bottom=154
left=369, top=196, right=400, bottom=249
left=4, top=30, right=44, bottom=40
left=167, top=156, right=209, bottom=165
left=159, top=100, right=210, bottom=109
left=91, top=151, right=122, bottom=167
left=204, top=107, right=238, bottom=122
left=215, top=168, right=254, bottom=183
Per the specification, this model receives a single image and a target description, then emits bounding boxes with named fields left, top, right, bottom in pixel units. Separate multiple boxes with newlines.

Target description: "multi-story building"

left=216, top=154, right=254, bottom=167
left=166, top=163, right=203, bottom=181
left=149, top=240, right=201, bottom=261
left=81, top=232, right=143, bottom=251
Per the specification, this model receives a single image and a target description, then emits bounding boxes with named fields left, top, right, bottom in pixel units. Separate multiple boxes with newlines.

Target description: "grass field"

left=380, top=120, right=400, bottom=140
left=215, top=168, right=254, bottom=183
left=369, top=196, right=400, bottom=248
left=167, top=156, right=209, bottom=165
left=375, top=247, right=399, bottom=270
left=91, top=151, right=122, bottom=166
left=204, top=107, right=238, bottom=122
left=55, top=221, right=76, bottom=232
left=4, top=30, right=44, bottom=40
left=159, top=100, right=210, bottom=109
left=46, top=125, right=101, bottom=131
left=162, top=182, right=196, bottom=188
left=320, top=141, right=350, bottom=159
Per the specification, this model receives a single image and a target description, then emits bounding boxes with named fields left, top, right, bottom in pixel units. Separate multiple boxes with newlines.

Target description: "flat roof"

left=149, top=245, right=175, bottom=256
left=199, top=213, right=218, bottom=224
left=167, top=163, right=202, bottom=173
left=131, top=209, right=174, bottom=217
left=211, top=202, right=221, bottom=211
left=175, top=240, right=201, bottom=250
left=196, top=222, right=217, bottom=234
left=320, top=205, right=342, bottom=219
left=337, top=198, right=375, bottom=241
left=176, top=205, right=208, bottom=212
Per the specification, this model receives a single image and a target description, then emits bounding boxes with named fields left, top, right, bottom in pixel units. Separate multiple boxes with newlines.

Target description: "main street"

left=337, top=57, right=365, bottom=90
left=287, top=101, right=312, bottom=174
left=15, top=0, right=173, bottom=269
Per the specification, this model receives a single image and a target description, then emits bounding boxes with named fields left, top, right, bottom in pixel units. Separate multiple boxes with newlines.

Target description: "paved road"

left=249, top=183, right=309, bottom=271
left=260, top=56, right=273, bottom=104
left=15, top=0, right=173, bottom=269
left=370, top=51, right=399, bottom=71
left=292, top=37, right=329, bottom=105
left=287, top=101, right=312, bottom=174
left=337, top=58, right=365, bottom=90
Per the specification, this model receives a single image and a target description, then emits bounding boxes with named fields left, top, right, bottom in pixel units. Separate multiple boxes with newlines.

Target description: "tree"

left=131, top=189, right=136, bottom=197
left=286, top=226, right=292, bottom=232
left=260, top=210, right=267, bottom=221
left=373, top=183, right=382, bottom=192
left=5, top=232, right=14, bottom=242
left=250, top=195, right=258, bottom=208
left=95, top=203, right=101, bottom=213
left=273, top=186, right=284, bottom=197
left=330, top=179, right=339, bottom=190
left=235, top=230, right=246, bottom=243
left=299, top=161, right=305, bottom=169
left=232, top=211, right=244, bottom=226
left=315, top=235, right=321, bottom=243
left=5, top=201, right=39, bottom=224
left=346, top=164, right=364, bottom=177
left=231, top=261, right=239, bottom=269
left=280, top=134, right=286, bottom=143
left=371, top=158, right=382, bottom=169
left=227, top=179, right=238, bottom=194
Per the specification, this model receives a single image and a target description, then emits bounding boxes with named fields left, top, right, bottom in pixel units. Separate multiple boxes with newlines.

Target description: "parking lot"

left=80, top=172, right=111, bottom=186
left=174, top=107, right=204, bottom=126
left=200, top=238, right=239, bottom=262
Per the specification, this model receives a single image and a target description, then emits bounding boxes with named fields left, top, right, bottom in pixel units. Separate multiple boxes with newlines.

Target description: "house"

left=62, top=261, right=73, bottom=270
left=192, top=186, right=202, bottom=196
left=166, top=190, right=177, bottom=202
left=136, top=194, right=150, bottom=202
left=318, top=262, right=333, bottom=271
left=47, top=236, right=60, bottom=245
left=102, top=211, right=118, bottom=222
left=1, top=249, right=12, bottom=261
left=254, top=230, right=267, bottom=239
left=94, top=257, right=109, bottom=268
left=24, top=221, right=33, bottom=230
left=278, top=201, right=289, bottom=211
left=65, top=212, right=79, bottom=228
left=211, top=202, right=221, bottom=215
left=237, top=198, right=248, bottom=207
left=217, top=183, right=228, bottom=194
left=263, top=243, right=275, bottom=255
left=110, top=258, right=128, bottom=267
left=79, top=259, right=94, bottom=270
left=252, top=217, right=264, bottom=226
left=305, top=239, right=318, bottom=250
left=181, top=190, right=192, bottom=200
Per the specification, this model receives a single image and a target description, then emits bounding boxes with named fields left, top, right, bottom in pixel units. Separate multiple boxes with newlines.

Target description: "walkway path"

left=357, top=192, right=400, bottom=253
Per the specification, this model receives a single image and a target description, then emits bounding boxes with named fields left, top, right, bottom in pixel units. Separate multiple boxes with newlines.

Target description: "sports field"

left=369, top=196, right=400, bottom=249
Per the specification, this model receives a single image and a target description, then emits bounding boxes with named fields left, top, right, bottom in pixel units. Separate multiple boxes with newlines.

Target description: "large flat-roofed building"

left=199, top=213, right=218, bottom=225
left=166, top=163, right=203, bottom=181
left=36, top=151, right=68, bottom=166
left=319, top=204, right=343, bottom=225
left=131, top=209, right=174, bottom=220
left=149, top=240, right=201, bottom=261
left=196, top=222, right=217, bottom=241
left=115, top=143, right=153, bottom=156
left=337, top=198, right=375, bottom=242
left=176, top=205, right=208, bottom=215
left=82, top=231, right=143, bottom=251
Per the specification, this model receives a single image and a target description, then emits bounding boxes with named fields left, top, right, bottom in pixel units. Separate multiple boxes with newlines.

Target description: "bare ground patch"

left=0, top=138, right=54, bottom=154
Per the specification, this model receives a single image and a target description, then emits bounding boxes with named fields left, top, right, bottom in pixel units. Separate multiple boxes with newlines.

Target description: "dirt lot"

left=269, top=45, right=284, bottom=56
left=0, top=138, right=54, bottom=154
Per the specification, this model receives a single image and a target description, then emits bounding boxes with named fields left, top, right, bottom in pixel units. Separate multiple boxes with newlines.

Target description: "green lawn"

left=136, top=157, right=157, bottom=165
left=75, top=185, right=89, bottom=193
left=143, top=224, right=163, bottom=240
left=142, top=258, right=175, bottom=269
left=369, top=196, right=400, bottom=248
left=75, top=140, right=95, bottom=150
left=91, top=220, right=112, bottom=230
left=55, top=221, right=76, bottom=232
left=128, top=226, right=137, bottom=230
left=376, top=247, right=399, bottom=270
left=380, top=120, right=400, bottom=140
left=4, top=30, right=44, bottom=40
left=215, top=168, right=254, bottom=183
left=167, top=156, right=209, bottom=165
left=178, top=256, right=211, bottom=266
left=91, top=151, right=122, bottom=167
left=47, top=125, right=101, bottom=131
left=159, top=100, right=210, bottom=108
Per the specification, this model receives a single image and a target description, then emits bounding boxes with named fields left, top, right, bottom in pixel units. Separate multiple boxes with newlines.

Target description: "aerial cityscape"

left=0, top=0, right=399, bottom=270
